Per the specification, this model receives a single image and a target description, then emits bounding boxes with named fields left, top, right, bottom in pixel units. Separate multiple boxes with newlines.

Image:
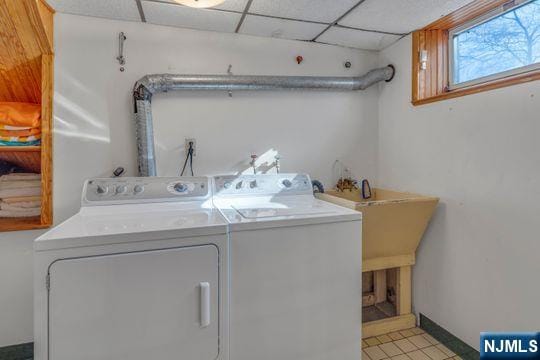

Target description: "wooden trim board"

left=424, top=0, right=508, bottom=30
left=40, top=53, right=53, bottom=227
left=374, top=270, right=387, bottom=304
left=362, top=314, right=416, bottom=339
left=363, top=254, right=415, bottom=272
left=396, top=266, right=412, bottom=315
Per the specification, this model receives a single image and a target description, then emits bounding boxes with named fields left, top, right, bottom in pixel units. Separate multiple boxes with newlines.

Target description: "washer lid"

left=232, top=201, right=337, bottom=219
left=215, top=195, right=361, bottom=231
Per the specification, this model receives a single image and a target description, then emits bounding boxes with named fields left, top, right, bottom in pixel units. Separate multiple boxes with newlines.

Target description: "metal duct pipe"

left=133, top=65, right=395, bottom=176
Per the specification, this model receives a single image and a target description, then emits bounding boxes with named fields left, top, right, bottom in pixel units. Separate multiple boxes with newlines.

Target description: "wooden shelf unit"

left=0, top=146, right=41, bottom=152
left=0, top=0, right=54, bottom=231
left=0, top=216, right=47, bottom=232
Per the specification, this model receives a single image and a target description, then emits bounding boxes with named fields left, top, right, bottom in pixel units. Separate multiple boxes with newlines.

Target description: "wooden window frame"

left=412, top=0, right=540, bottom=106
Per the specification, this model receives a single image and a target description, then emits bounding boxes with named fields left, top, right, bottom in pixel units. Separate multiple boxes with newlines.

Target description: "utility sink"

left=316, top=187, right=438, bottom=337
left=316, top=188, right=439, bottom=270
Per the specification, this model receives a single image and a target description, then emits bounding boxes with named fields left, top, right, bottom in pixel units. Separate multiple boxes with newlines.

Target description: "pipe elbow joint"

left=385, top=64, right=396, bottom=82
left=133, top=77, right=154, bottom=102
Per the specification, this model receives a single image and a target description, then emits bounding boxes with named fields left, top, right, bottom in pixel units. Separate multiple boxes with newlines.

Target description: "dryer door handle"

left=199, top=282, right=211, bottom=328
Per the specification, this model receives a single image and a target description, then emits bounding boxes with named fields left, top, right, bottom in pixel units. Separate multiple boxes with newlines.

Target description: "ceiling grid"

left=310, top=0, right=368, bottom=41
left=47, top=0, right=475, bottom=51
left=234, top=0, right=253, bottom=33
left=135, top=0, right=146, bottom=22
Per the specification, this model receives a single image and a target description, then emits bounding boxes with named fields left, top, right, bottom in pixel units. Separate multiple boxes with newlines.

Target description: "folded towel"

left=0, top=208, right=41, bottom=218
left=0, top=128, right=40, bottom=137
left=1, top=196, right=41, bottom=204
left=0, top=187, right=41, bottom=198
left=0, top=201, right=40, bottom=210
left=0, top=180, right=41, bottom=190
left=0, top=125, right=36, bottom=131
left=0, top=139, right=40, bottom=146
left=0, top=173, right=41, bottom=182
left=0, top=134, right=40, bottom=143
left=0, top=102, right=41, bottom=128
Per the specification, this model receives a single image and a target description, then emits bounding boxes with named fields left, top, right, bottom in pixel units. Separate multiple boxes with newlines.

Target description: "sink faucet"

left=250, top=154, right=258, bottom=174
left=274, top=154, right=281, bottom=174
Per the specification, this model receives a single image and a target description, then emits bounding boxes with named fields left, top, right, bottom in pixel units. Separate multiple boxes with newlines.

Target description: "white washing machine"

left=213, top=174, right=363, bottom=360
left=34, top=177, right=228, bottom=360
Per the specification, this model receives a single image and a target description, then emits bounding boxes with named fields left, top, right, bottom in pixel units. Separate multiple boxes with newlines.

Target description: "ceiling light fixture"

left=174, top=0, right=227, bottom=8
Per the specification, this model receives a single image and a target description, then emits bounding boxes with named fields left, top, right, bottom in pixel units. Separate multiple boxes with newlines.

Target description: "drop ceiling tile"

left=47, top=0, right=141, bottom=21
left=142, top=1, right=242, bottom=33
left=240, top=15, right=327, bottom=41
left=317, top=27, right=402, bottom=51
left=152, top=0, right=249, bottom=12
left=339, top=0, right=474, bottom=34
left=215, top=0, right=249, bottom=11
left=248, top=0, right=361, bottom=23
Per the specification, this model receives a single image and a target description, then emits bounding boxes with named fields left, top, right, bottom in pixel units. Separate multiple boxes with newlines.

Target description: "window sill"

left=412, top=68, right=540, bottom=106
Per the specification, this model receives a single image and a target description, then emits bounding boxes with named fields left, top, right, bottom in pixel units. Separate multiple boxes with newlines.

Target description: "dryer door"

left=49, top=245, right=219, bottom=360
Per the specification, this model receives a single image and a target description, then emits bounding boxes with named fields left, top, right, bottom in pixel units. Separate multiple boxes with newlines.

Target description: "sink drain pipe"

left=133, top=65, right=395, bottom=176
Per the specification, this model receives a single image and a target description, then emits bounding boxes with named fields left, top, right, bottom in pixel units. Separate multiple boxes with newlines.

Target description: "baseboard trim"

left=0, top=342, right=33, bottom=360
left=420, top=313, right=480, bottom=360
left=2, top=315, right=477, bottom=360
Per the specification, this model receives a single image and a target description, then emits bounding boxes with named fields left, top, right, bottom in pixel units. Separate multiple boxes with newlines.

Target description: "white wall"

left=0, top=14, right=380, bottom=346
left=378, top=35, right=540, bottom=349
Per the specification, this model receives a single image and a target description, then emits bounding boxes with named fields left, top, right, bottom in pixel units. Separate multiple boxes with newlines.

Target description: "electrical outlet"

left=185, top=138, right=196, bottom=156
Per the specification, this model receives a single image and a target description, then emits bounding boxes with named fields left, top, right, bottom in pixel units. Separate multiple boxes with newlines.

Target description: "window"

left=450, top=0, right=540, bottom=88
left=412, top=0, right=540, bottom=106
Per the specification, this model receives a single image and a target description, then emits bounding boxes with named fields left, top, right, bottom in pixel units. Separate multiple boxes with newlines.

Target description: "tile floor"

left=363, top=327, right=462, bottom=360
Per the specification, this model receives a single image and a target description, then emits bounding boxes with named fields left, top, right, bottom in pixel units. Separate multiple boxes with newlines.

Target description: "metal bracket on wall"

left=227, top=64, right=233, bottom=97
left=116, top=32, right=127, bottom=71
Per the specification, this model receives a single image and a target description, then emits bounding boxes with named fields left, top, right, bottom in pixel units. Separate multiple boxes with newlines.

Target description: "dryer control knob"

left=115, top=185, right=127, bottom=194
left=282, top=179, right=293, bottom=188
left=250, top=180, right=258, bottom=189
left=174, top=183, right=188, bottom=193
left=133, top=185, right=144, bottom=194
left=236, top=181, right=243, bottom=190
left=96, top=185, right=108, bottom=195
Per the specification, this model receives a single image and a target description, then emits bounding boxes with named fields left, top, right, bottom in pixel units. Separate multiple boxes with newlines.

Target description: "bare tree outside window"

left=453, top=0, right=540, bottom=84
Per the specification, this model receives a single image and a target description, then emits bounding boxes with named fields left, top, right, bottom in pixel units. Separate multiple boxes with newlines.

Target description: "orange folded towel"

left=0, top=102, right=41, bottom=128
left=0, top=128, right=40, bottom=137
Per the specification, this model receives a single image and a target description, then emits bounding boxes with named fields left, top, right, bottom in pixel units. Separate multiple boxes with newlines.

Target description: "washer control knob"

left=96, top=185, right=108, bottom=195
left=223, top=181, right=232, bottom=189
left=133, top=185, right=144, bottom=194
left=115, top=185, right=127, bottom=194
left=236, top=181, right=243, bottom=190
left=250, top=180, right=258, bottom=189
left=282, top=179, right=293, bottom=188
left=174, top=183, right=188, bottom=193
